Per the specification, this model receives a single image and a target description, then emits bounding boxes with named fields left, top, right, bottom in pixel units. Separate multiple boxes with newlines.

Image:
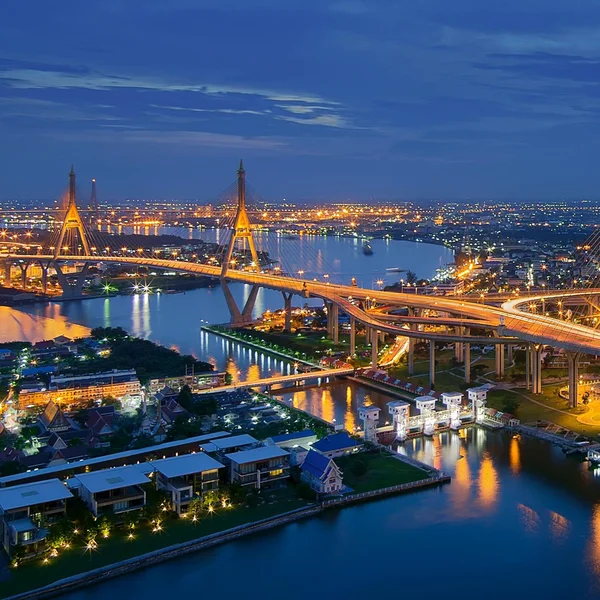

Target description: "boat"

left=362, top=241, right=373, bottom=255
left=386, top=267, right=402, bottom=273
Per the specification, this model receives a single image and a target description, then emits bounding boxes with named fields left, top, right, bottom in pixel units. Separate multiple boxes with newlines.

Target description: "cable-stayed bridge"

left=3, top=163, right=600, bottom=408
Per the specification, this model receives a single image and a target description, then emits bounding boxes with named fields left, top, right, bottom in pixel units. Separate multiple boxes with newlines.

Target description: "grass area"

left=485, top=388, right=600, bottom=439
left=3, top=490, right=309, bottom=598
left=335, top=452, right=428, bottom=493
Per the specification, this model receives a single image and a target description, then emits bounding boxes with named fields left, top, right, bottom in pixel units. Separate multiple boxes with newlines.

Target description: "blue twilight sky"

left=1, top=0, right=600, bottom=202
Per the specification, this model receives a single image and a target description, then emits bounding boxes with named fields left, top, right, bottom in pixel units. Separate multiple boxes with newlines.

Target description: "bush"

left=501, top=395, right=520, bottom=415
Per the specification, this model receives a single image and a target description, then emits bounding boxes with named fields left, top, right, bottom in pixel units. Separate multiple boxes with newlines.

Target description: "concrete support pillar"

left=2, top=262, right=11, bottom=286
left=349, top=317, right=356, bottom=356
left=331, top=303, right=339, bottom=345
left=371, top=329, right=378, bottom=369
left=378, top=330, right=385, bottom=345
left=326, top=302, right=333, bottom=338
left=464, top=342, right=471, bottom=384
left=495, top=343, right=505, bottom=378
left=38, top=261, right=50, bottom=295
left=408, top=335, right=415, bottom=375
left=507, top=344, right=513, bottom=364
left=282, top=292, right=292, bottom=332
left=566, top=351, right=581, bottom=408
left=18, top=263, right=28, bottom=289
left=221, top=280, right=259, bottom=326
left=530, top=343, right=543, bottom=395
left=525, top=345, right=531, bottom=390
left=54, top=262, right=90, bottom=300
left=429, top=340, right=436, bottom=389
left=455, top=328, right=463, bottom=361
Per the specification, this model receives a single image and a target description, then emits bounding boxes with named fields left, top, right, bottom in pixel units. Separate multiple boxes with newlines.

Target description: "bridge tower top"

left=54, top=165, right=91, bottom=259
left=221, top=160, right=260, bottom=278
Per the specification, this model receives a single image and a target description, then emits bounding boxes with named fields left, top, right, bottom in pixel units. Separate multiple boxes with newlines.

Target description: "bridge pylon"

left=220, top=160, right=260, bottom=277
left=54, top=166, right=91, bottom=259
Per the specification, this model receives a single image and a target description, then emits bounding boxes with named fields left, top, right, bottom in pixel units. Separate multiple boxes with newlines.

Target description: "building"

left=301, top=449, right=344, bottom=497
left=212, top=434, right=258, bottom=455
left=311, top=432, right=362, bottom=458
left=224, top=446, right=289, bottom=489
left=0, top=479, right=73, bottom=558
left=0, top=431, right=231, bottom=488
left=73, top=465, right=150, bottom=517
left=37, top=401, right=70, bottom=433
left=150, top=453, right=224, bottom=514
left=19, top=369, right=141, bottom=408
left=266, top=429, right=317, bottom=448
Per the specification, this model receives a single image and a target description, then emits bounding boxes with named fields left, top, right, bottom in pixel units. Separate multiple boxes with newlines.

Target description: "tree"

left=177, top=385, right=194, bottom=412
left=406, top=270, right=417, bottom=284
left=501, top=395, right=520, bottom=415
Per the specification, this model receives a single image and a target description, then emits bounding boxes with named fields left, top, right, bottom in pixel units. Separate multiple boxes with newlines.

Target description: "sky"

left=2, top=0, right=600, bottom=202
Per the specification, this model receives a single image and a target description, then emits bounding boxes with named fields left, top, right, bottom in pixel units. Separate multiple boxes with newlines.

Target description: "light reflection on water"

left=60, top=425, right=600, bottom=600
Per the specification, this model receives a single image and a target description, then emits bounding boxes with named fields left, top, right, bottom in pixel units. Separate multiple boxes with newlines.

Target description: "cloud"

left=276, top=114, right=352, bottom=128
left=55, top=129, right=286, bottom=150
left=150, top=104, right=267, bottom=116
left=0, top=97, right=120, bottom=122
left=0, top=67, right=339, bottom=106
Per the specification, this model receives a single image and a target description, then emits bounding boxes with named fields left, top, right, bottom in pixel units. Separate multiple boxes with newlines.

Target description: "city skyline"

left=2, top=1, right=600, bottom=200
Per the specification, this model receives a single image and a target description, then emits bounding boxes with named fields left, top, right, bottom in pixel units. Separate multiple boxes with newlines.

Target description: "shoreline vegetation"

left=1, top=452, right=440, bottom=600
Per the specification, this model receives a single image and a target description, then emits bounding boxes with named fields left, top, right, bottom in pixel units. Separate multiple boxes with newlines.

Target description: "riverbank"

left=3, top=460, right=444, bottom=600
left=202, top=325, right=321, bottom=368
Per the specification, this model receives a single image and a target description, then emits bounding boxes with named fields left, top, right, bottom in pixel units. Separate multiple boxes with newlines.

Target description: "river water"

left=60, top=428, right=600, bottom=600
left=5, top=235, right=600, bottom=598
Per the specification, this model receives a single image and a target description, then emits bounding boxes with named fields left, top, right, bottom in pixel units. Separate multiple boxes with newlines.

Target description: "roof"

left=212, top=434, right=257, bottom=451
left=269, top=429, right=315, bottom=444
left=151, top=453, right=224, bottom=478
left=225, top=446, right=289, bottom=465
left=75, top=465, right=151, bottom=493
left=0, top=431, right=231, bottom=486
left=0, top=478, right=72, bottom=511
left=38, top=401, right=70, bottom=431
left=302, top=449, right=334, bottom=480
left=312, top=432, right=361, bottom=453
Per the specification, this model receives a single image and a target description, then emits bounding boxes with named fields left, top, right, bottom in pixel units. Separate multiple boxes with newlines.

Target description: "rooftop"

left=225, top=446, right=289, bottom=464
left=312, top=432, right=361, bottom=453
left=151, top=453, right=224, bottom=479
left=212, top=434, right=258, bottom=451
left=0, top=431, right=231, bottom=487
left=302, top=449, right=333, bottom=479
left=269, top=429, right=316, bottom=444
left=0, top=478, right=72, bottom=511
left=74, top=465, right=151, bottom=493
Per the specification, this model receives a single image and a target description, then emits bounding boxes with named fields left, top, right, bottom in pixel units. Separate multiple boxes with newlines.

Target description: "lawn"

left=2, top=491, right=310, bottom=598
left=335, top=452, right=429, bottom=493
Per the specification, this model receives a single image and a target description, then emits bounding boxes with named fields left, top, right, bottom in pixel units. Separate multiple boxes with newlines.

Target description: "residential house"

left=0, top=479, right=73, bottom=557
left=73, top=465, right=149, bottom=517
left=311, top=432, right=362, bottom=459
left=266, top=429, right=317, bottom=449
left=224, top=446, right=289, bottom=490
left=212, top=434, right=258, bottom=456
left=301, top=450, right=344, bottom=497
left=150, top=453, right=224, bottom=514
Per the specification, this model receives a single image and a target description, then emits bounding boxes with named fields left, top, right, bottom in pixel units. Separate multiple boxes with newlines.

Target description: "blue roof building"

left=266, top=429, right=317, bottom=448
left=311, top=432, right=362, bottom=458
left=301, top=450, right=344, bottom=496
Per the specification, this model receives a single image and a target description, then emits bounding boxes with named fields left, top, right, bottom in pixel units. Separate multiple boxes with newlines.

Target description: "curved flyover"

left=17, top=254, right=600, bottom=354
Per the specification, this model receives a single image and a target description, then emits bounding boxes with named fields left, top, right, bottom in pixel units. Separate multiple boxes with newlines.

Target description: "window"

left=113, top=501, right=129, bottom=512
left=269, top=469, right=283, bottom=477
left=21, top=530, right=33, bottom=542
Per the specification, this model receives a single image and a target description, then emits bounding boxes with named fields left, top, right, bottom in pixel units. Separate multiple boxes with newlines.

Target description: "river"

left=6, top=235, right=600, bottom=598
left=60, top=428, right=600, bottom=600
